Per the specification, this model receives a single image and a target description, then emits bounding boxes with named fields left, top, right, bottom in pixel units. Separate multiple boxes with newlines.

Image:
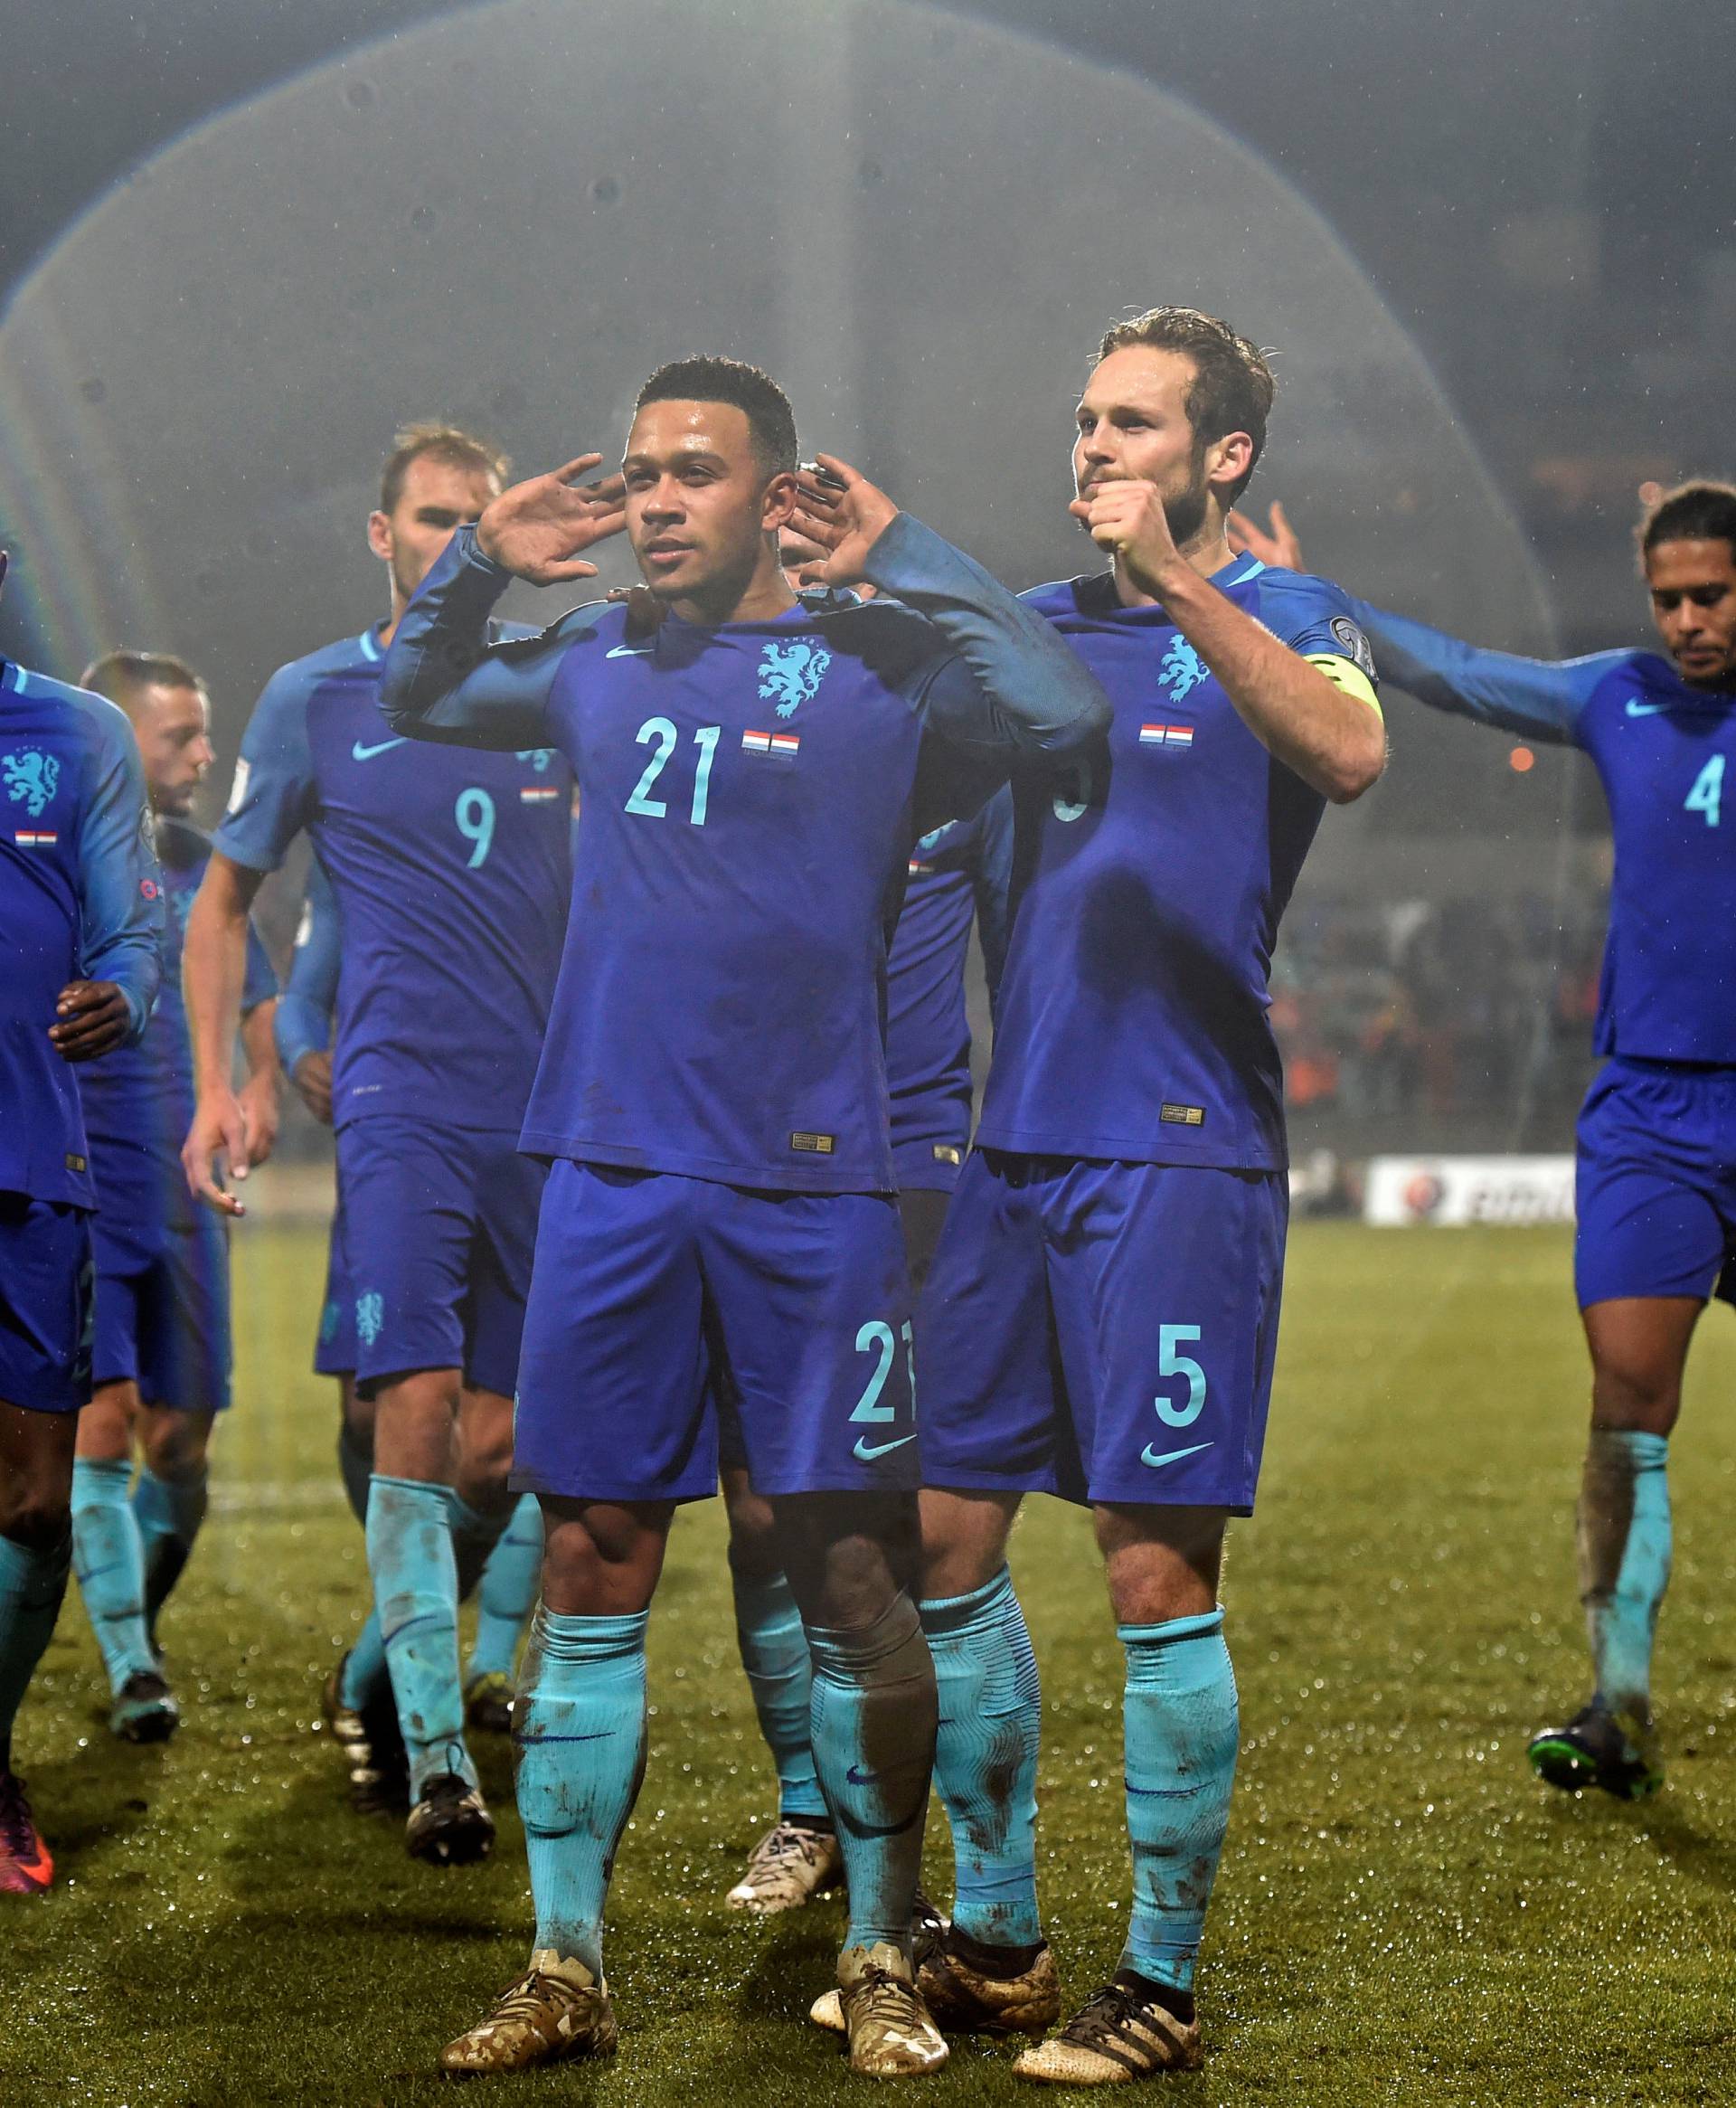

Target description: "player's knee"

left=0, top=1485, right=72, bottom=1552
left=778, top=1493, right=918, bottom=1631
left=540, top=1500, right=667, bottom=1616
left=1096, top=1503, right=1226, bottom=1626
left=142, top=1412, right=212, bottom=1482
left=1590, top=1362, right=1681, bottom=1433
left=917, top=1487, right=1015, bottom=1602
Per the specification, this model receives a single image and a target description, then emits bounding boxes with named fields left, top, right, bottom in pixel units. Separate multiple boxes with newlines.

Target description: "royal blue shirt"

left=80, top=816, right=277, bottom=1226
left=380, top=515, right=1110, bottom=1193
left=0, top=661, right=164, bottom=1206
left=976, top=557, right=1378, bottom=1170
left=217, top=624, right=573, bottom=1131
left=1345, top=600, right=1736, bottom=1064
left=889, top=791, right=1012, bottom=1186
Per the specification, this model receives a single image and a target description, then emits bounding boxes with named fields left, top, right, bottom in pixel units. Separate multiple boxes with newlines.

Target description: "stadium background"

left=4, top=5, right=1736, bottom=2101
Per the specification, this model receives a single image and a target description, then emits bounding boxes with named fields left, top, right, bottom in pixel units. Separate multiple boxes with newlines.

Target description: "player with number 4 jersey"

left=1230, top=477, right=1736, bottom=1810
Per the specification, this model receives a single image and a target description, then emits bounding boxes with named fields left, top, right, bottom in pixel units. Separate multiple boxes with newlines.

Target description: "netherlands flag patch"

left=1139, top=723, right=1194, bottom=750
left=518, top=786, right=561, bottom=803
left=14, top=831, right=59, bottom=847
left=742, top=729, right=800, bottom=760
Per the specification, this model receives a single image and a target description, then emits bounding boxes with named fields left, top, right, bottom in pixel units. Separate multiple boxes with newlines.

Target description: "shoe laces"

left=491, top=1966, right=590, bottom=2027
left=848, top=1961, right=921, bottom=2032
left=757, top=1821, right=826, bottom=1867
left=1060, top=1981, right=1157, bottom=2052
left=0, top=1774, right=36, bottom=1858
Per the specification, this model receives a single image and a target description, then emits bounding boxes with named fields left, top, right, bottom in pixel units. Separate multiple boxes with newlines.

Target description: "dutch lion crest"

left=1158, top=638, right=1207, bottom=705
left=758, top=638, right=832, bottom=720
left=3, top=749, right=61, bottom=819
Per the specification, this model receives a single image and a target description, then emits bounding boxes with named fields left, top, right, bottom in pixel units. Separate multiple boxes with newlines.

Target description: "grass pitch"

left=6, top=1222, right=1736, bottom=2105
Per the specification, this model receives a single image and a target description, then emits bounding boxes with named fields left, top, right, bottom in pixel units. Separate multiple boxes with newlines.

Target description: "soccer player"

left=376, top=354, right=1109, bottom=2076
left=182, top=425, right=574, bottom=1867
left=276, top=847, right=548, bottom=1801
left=850, top=310, right=1385, bottom=2084
left=70, top=652, right=279, bottom=1744
left=722, top=774, right=1012, bottom=1914
left=1230, top=479, right=1736, bottom=1805
left=0, top=563, right=164, bottom=1893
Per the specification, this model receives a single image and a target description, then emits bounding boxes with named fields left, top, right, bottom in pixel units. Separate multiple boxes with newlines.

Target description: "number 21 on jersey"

left=626, top=718, right=721, bottom=826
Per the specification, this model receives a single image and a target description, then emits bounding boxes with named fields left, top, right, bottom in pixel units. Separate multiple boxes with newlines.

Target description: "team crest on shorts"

left=3, top=749, right=60, bottom=818
left=758, top=638, right=832, bottom=720
left=355, top=1291, right=384, bottom=1347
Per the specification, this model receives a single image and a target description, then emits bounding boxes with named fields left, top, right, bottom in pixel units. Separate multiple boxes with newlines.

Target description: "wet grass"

left=5, top=1221, right=1736, bottom=2104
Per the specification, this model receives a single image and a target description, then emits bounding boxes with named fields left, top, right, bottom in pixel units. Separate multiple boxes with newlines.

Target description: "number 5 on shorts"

left=1155, top=1324, right=1206, bottom=1427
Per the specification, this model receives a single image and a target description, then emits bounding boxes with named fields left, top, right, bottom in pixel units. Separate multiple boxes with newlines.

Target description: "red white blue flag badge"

left=1139, top=723, right=1194, bottom=750
left=742, top=729, right=800, bottom=761
left=14, top=830, right=59, bottom=847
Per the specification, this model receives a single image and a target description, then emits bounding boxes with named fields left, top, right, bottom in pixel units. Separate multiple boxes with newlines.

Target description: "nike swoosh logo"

left=846, top=1763, right=886, bottom=1786
left=607, top=644, right=653, bottom=659
left=352, top=738, right=409, bottom=761
left=853, top=1433, right=917, bottom=1461
left=1140, top=1440, right=1213, bottom=1470
left=1624, top=699, right=1673, bottom=718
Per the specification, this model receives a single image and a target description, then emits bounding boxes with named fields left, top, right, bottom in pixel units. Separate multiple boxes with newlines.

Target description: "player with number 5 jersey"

left=1229, top=477, right=1736, bottom=1811
left=184, top=425, right=572, bottom=1873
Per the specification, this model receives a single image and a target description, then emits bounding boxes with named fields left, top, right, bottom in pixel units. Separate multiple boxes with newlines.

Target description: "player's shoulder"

left=1239, top=562, right=1356, bottom=625
left=256, top=629, right=382, bottom=717
left=1019, top=573, right=1112, bottom=625
left=1, top=661, right=137, bottom=768
left=792, top=589, right=948, bottom=687
left=527, top=598, right=626, bottom=656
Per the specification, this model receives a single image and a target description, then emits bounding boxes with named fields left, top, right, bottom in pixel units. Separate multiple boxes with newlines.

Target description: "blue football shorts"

left=91, top=1195, right=231, bottom=1412
left=336, top=1116, right=545, bottom=1397
left=1576, top=1058, right=1736, bottom=1309
left=918, top=1151, right=1288, bottom=1514
left=0, top=1194, right=94, bottom=1415
left=514, top=1160, right=916, bottom=1504
left=313, top=1187, right=355, bottom=1379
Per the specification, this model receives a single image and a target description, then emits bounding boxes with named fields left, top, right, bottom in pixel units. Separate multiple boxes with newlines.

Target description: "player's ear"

left=1204, top=430, right=1255, bottom=497
left=760, top=470, right=799, bottom=537
left=365, top=509, right=393, bottom=562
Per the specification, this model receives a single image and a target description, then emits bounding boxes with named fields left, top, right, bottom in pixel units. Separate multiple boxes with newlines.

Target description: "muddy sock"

left=133, top=1466, right=206, bottom=1636
left=1118, top=1610, right=1238, bottom=1997
left=365, top=1473, right=473, bottom=1799
left=1579, top=1428, right=1671, bottom=1724
left=0, top=1528, right=72, bottom=1758
left=516, top=1607, right=647, bottom=1979
left=732, top=1567, right=826, bottom=1824
left=71, top=1459, right=154, bottom=1695
left=920, top=1565, right=1043, bottom=1950
left=466, top=1493, right=543, bottom=1686
left=807, top=1591, right=937, bottom=1958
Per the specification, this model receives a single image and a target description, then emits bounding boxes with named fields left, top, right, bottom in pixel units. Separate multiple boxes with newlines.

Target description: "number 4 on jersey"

left=1684, top=755, right=1724, bottom=828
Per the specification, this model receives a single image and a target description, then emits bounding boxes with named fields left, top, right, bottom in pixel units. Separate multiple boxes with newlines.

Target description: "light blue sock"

left=1119, top=1610, right=1239, bottom=1993
left=467, top=1493, right=543, bottom=1686
left=920, top=1565, right=1043, bottom=1948
left=365, top=1474, right=473, bottom=1799
left=340, top=1609, right=392, bottom=1715
left=0, top=1530, right=72, bottom=1763
left=132, top=1467, right=207, bottom=1633
left=1580, top=1428, right=1672, bottom=1723
left=807, top=1592, right=937, bottom=1957
left=71, top=1459, right=155, bottom=1694
left=732, top=1568, right=827, bottom=1824
left=515, top=1607, right=648, bottom=1977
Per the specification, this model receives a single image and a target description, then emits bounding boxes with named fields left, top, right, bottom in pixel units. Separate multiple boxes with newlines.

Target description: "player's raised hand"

left=182, top=1088, right=250, bottom=1217
left=1069, top=477, right=1183, bottom=595
left=1226, top=499, right=1304, bottom=571
left=476, top=455, right=627, bottom=586
left=788, top=456, right=899, bottom=588
left=48, top=978, right=131, bottom=1063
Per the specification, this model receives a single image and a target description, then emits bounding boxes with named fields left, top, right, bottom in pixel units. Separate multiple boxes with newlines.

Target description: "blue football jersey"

left=217, top=626, right=573, bottom=1130
left=976, top=556, right=1377, bottom=1170
left=888, top=789, right=1012, bottom=1177
left=80, top=817, right=278, bottom=1224
left=0, top=661, right=164, bottom=1205
left=1345, top=601, right=1736, bottom=1063
left=380, top=515, right=1110, bottom=1193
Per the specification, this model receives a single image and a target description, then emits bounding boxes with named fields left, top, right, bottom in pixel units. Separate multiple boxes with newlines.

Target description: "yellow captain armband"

left=1305, top=654, right=1382, bottom=719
